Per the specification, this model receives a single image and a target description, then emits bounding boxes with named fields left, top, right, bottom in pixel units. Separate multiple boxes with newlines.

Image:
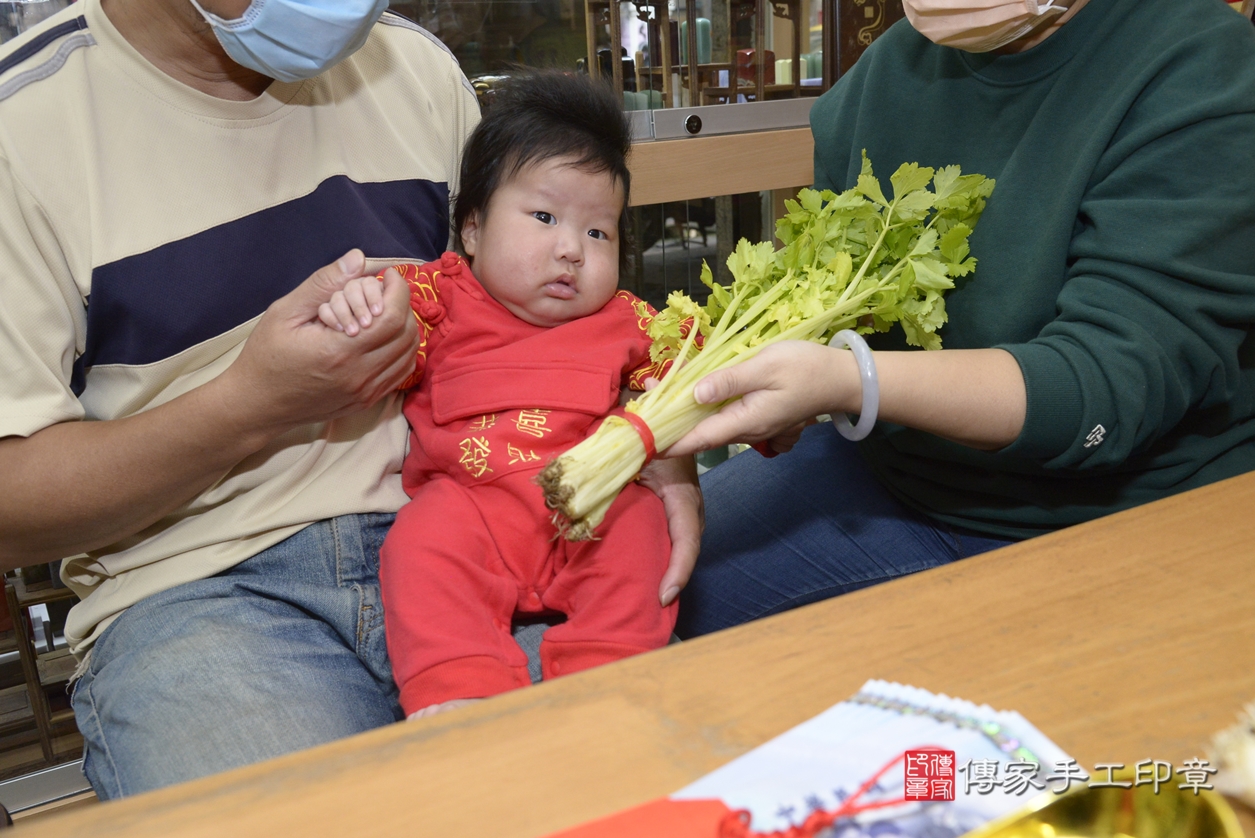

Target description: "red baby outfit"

left=381, top=253, right=676, bottom=715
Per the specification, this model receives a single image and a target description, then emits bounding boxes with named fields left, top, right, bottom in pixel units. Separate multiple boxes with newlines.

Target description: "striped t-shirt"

left=0, top=0, right=479, bottom=654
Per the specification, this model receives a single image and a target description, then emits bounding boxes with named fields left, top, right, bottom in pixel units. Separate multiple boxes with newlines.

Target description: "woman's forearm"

left=669, top=341, right=1027, bottom=457
left=869, top=348, right=1026, bottom=450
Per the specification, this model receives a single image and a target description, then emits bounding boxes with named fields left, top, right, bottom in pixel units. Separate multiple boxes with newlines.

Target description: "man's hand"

left=0, top=250, right=421, bottom=568
left=217, top=250, right=420, bottom=437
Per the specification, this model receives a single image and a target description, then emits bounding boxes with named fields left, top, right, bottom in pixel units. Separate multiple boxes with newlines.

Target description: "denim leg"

left=675, top=424, right=1014, bottom=638
left=71, top=513, right=403, bottom=800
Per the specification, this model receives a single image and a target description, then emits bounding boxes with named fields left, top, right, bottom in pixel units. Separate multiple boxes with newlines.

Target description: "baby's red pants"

left=381, top=471, right=675, bottom=715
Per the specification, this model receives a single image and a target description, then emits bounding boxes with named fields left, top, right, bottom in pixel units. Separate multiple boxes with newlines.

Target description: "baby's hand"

left=318, top=276, right=385, bottom=336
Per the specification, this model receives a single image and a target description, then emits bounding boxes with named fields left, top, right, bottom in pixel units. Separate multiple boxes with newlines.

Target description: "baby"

left=319, top=72, right=677, bottom=718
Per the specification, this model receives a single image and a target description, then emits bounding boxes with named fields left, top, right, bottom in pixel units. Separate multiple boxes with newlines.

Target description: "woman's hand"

left=638, top=454, right=703, bottom=607
left=756, top=420, right=815, bottom=456
left=666, top=342, right=1028, bottom=458
left=629, top=376, right=704, bottom=606
left=666, top=341, right=858, bottom=458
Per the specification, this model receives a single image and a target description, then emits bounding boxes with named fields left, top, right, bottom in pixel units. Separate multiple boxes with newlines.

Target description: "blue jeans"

left=675, top=423, right=1015, bottom=638
left=71, top=513, right=404, bottom=799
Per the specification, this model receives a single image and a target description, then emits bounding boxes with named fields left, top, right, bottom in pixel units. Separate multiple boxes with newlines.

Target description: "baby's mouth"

left=543, top=275, right=577, bottom=300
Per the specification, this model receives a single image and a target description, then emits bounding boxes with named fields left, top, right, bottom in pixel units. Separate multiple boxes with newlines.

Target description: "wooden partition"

left=627, top=127, right=814, bottom=206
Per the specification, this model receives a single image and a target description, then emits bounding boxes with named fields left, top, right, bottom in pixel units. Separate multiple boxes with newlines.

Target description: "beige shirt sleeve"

left=0, top=152, right=85, bottom=439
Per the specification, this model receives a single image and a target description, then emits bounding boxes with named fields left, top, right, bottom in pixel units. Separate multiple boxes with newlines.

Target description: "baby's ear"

left=460, top=212, right=482, bottom=257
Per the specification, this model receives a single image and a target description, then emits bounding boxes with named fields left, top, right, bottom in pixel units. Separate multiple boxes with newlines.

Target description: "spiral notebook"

left=547, top=679, right=1072, bottom=838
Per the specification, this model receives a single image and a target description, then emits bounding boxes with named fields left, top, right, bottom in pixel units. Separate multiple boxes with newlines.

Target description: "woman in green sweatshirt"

left=671, top=0, right=1255, bottom=637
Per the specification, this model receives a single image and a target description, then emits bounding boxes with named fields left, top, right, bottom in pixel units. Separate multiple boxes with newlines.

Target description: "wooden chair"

left=2, top=573, right=80, bottom=770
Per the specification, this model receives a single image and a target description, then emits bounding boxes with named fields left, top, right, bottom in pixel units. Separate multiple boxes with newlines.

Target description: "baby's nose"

left=555, top=229, right=584, bottom=262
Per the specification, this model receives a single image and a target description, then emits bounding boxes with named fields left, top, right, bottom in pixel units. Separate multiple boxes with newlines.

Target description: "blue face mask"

left=189, top=0, right=390, bottom=83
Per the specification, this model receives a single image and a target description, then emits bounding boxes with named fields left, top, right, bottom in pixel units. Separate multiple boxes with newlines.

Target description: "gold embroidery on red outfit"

left=389, top=262, right=444, bottom=391
left=468, top=413, right=497, bottom=431
left=514, top=409, right=552, bottom=439
left=506, top=444, right=540, bottom=465
left=457, top=436, right=493, bottom=478
left=618, top=289, right=656, bottom=333
left=620, top=294, right=671, bottom=390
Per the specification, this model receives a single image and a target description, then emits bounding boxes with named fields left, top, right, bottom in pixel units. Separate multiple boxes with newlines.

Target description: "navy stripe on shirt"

left=76, top=176, right=449, bottom=389
left=0, top=16, right=87, bottom=77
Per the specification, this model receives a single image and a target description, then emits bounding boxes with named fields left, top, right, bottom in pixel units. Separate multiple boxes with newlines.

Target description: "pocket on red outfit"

left=430, top=361, right=616, bottom=424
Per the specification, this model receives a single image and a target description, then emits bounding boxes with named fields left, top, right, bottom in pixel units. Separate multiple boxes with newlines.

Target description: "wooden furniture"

left=3, top=576, right=80, bottom=769
left=585, top=0, right=810, bottom=108
left=19, top=467, right=1255, bottom=837
left=0, top=629, right=41, bottom=770
left=629, top=127, right=813, bottom=206
left=821, top=0, right=904, bottom=83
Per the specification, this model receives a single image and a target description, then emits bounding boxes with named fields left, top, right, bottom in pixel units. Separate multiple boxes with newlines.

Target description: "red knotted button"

left=440, top=252, right=461, bottom=271
left=417, top=301, right=446, bottom=324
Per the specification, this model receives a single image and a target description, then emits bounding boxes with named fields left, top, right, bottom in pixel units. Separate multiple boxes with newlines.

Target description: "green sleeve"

left=1000, top=39, right=1255, bottom=467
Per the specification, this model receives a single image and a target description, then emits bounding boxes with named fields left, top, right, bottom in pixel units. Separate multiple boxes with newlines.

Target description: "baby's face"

left=461, top=156, right=623, bottom=328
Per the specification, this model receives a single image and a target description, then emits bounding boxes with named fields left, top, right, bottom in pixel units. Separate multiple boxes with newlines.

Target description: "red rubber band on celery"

left=622, top=411, right=657, bottom=464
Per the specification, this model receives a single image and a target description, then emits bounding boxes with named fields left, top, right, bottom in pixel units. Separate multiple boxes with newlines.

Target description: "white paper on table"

left=672, top=680, right=1073, bottom=837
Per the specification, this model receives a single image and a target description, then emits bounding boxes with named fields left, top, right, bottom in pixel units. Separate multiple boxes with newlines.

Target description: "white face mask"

left=902, top=0, right=1070, bottom=53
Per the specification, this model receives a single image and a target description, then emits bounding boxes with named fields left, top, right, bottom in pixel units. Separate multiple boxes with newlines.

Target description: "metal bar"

left=821, top=0, right=837, bottom=90
left=0, top=760, right=92, bottom=816
left=609, top=0, right=624, bottom=96
left=685, top=0, right=700, bottom=107
left=658, top=0, right=673, bottom=107
left=585, top=0, right=600, bottom=79
left=627, top=109, right=653, bottom=141
left=711, top=0, right=730, bottom=103
left=755, top=0, right=766, bottom=101
left=792, top=0, right=802, bottom=96
left=648, top=96, right=812, bottom=139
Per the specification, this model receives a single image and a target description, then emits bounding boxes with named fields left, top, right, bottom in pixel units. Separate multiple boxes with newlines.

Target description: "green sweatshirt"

left=810, top=0, right=1255, bottom=539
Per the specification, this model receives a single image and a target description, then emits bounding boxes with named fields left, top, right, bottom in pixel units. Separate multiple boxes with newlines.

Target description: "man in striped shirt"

left=0, top=0, right=709, bottom=799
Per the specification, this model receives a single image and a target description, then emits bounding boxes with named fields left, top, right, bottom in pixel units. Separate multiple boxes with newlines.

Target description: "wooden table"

left=26, top=471, right=1255, bottom=837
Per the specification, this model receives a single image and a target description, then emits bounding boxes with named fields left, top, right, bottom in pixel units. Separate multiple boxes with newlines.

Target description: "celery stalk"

left=538, top=154, right=994, bottom=540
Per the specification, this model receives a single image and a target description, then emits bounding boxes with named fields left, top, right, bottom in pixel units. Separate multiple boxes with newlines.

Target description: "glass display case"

left=386, top=0, right=903, bottom=310
left=0, top=0, right=74, bottom=44
left=0, top=0, right=894, bottom=310
left=390, top=0, right=902, bottom=112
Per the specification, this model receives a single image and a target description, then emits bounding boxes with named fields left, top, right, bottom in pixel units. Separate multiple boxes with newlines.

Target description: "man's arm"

left=0, top=253, right=419, bottom=570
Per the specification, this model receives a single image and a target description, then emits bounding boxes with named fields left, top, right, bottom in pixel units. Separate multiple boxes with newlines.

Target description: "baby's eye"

left=588, top=229, right=609, bottom=240
left=532, top=212, right=555, bottom=225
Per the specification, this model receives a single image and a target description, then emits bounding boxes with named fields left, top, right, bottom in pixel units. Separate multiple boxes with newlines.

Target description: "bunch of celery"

left=538, top=154, right=994, bottom=540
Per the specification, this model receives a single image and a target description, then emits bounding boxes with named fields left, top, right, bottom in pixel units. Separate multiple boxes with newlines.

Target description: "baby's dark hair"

left=452, top=71, right=632, bottom=272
